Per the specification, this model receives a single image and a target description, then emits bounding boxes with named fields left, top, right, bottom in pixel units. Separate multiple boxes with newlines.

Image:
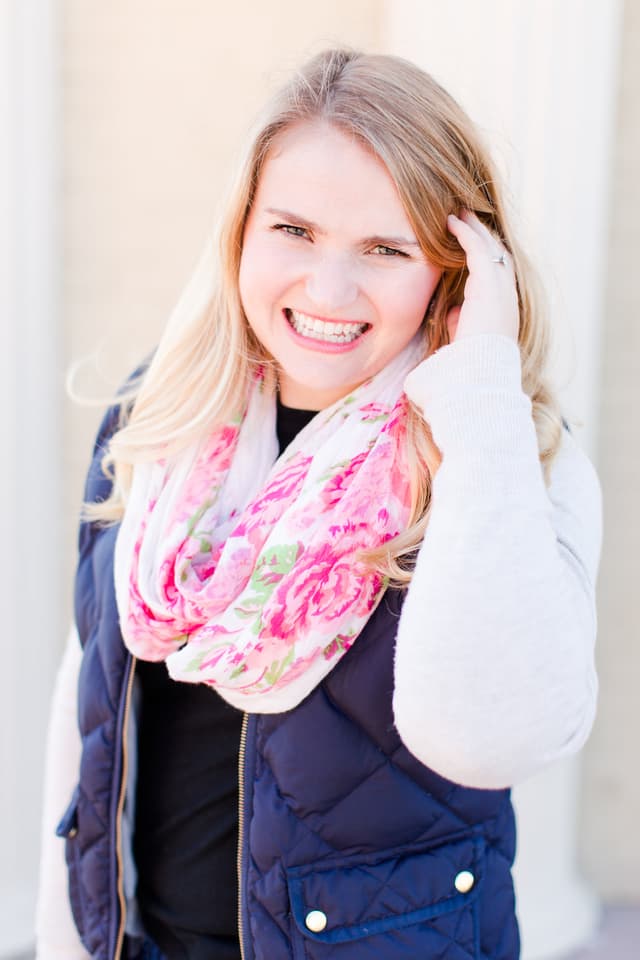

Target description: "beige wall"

left=62, top=0, right=382, bottom=618
left=580, top=0, right=640, bottom=899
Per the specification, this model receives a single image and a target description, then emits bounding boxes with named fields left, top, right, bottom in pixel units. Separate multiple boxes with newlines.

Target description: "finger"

left=459, top=209, right=505, bottom=254
left=447, top=213, right=494, bottom=263
left=447, top=213, right=511, bottom=271
left=458, top=208, right=489, bottom=240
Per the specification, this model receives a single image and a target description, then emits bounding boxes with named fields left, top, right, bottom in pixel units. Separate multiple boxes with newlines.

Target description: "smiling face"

left=238, top=121, right=442, bottom=409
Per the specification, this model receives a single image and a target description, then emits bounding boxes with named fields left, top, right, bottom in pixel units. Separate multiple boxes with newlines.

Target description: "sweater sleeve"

left=393, top=333, right=602, bottom=789
left=35, top=627, right=91, bottom=960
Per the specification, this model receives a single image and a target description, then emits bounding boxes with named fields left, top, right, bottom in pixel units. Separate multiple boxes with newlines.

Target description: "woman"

left=37, top=48, right=602, bottom=960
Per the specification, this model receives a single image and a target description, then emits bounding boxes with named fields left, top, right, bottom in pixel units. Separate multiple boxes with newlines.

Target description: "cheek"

left=380, top=269, right=439, bottom=331
left=238, top=241, right=266, bottom=314
left=239, top=240, right=298, bottom=315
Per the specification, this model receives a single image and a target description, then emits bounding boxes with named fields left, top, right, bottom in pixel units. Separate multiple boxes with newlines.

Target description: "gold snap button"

left=68, top=827, right=78, bottom=838
left=305, top=909, right=328, bottom=932
left=454, top=870, right=475, bottom=893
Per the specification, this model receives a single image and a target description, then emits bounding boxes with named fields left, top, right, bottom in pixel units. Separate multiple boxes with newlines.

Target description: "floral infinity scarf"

left=114, top=336, right=423, bottom=712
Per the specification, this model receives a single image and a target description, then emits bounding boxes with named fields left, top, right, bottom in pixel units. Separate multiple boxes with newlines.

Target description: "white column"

left=0, top=0, right=61, bottom=955
left=382, top=1, right=621, bottom=956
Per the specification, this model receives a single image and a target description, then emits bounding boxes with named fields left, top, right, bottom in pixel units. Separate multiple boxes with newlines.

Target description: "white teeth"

left=288, top=309, right=367, bottom=344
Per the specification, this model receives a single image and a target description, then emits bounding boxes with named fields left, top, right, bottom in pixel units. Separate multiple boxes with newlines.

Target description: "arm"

left=393, top=334, right=602, bottom=788
left=35, top=628, right=91, bottom=960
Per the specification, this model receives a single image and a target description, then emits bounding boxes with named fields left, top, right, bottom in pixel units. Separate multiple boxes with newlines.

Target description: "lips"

left=284, top=308, right=370, bottom=344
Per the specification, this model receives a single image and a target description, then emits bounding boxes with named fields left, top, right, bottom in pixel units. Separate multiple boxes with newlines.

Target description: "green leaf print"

left=182, top=639, right=234, bottom=673
left=249, top=542, right=303, bottom=598
left=323, top=632, right=354, bottom=659
left=231, top=542, right=303, bottom=633
left=263, top=646, right=295, bottom=686
left=185, top=499, right=215, bottom=539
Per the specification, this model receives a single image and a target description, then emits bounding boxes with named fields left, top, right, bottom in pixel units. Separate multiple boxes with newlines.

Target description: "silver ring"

left=491, top=253, right=507, bottom=266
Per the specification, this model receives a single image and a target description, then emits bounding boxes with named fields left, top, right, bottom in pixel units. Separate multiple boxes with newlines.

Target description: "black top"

left=134, top=399, right=317, bottom=960
left=275, top=395, right=317, bottom=452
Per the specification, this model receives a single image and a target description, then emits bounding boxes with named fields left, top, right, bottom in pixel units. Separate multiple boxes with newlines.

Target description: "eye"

left=272, top=223, right=310, bottom=239
left=370, top=244, right=406, bottom=257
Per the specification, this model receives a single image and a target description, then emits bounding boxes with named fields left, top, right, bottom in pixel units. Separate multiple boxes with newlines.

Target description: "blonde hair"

left=88, top=48, right=561, bottom=584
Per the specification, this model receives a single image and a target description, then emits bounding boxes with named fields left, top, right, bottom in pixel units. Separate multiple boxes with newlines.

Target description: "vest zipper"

left=237, top=711, right=249, bottom=960
left=113, top=655, right=137, bottom=960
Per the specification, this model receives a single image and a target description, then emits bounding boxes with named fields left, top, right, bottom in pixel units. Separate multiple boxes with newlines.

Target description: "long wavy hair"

left=87, top=47, right=561, bottom=584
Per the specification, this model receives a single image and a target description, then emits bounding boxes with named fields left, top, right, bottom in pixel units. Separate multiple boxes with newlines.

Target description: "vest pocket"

left=56, top=788, right=87, bottom=943
left=56, top=789, right=79, bottom=839
left=287, top=831, right=484, bottom=958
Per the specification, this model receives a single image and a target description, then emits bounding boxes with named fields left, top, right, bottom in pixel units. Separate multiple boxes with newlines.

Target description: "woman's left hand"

left=444, top=209, right=520, bottom=345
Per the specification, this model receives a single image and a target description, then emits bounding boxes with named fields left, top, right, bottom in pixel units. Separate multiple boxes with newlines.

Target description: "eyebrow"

left=264, top=207, right=421, bottom=248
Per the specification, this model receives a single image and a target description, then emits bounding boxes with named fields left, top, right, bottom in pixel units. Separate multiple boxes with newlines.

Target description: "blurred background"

left=1, top=1, right=637, bottom=957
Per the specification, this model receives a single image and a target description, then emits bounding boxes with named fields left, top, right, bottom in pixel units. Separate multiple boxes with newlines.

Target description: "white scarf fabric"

left=114, top=335, right=424, bottom=712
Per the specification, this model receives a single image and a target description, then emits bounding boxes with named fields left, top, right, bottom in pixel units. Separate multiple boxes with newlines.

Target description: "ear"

left=445, top=304, right=461, bottom=344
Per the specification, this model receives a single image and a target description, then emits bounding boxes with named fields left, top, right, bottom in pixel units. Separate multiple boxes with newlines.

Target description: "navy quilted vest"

left=58, top=405, right=520, bottom=959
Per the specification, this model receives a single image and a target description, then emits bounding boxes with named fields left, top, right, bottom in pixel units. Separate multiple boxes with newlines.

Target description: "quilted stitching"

left=246, top=629, right=518, bottom=959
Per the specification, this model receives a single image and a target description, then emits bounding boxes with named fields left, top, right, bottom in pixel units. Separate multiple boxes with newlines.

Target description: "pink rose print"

left=233, top=454, right=313, bottom=538
left=200, top=424, right=240, bottom=467
left=260, top=543, right=381, bottom=645
left=167, top=424, right=240, bottom=528
left=319, top=451, right=368, bottom=510
left=338, top=440, right=410, bottom=535
left=252, top=453, right=313, bottom=510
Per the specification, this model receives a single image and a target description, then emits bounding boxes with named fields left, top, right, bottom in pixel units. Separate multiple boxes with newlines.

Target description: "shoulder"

left=549, top=423, right=601, bottom=506
left=81, top=406, right=122, bottom=509
left=82, top=358, right=151, bottom=508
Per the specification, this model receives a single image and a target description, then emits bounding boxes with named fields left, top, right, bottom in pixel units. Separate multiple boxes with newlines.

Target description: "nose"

left=304, top=254, right=358, bottom=315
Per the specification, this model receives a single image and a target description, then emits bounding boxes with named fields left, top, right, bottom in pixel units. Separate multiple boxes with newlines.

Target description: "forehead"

left=254, top=121, right=412, bottom=232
